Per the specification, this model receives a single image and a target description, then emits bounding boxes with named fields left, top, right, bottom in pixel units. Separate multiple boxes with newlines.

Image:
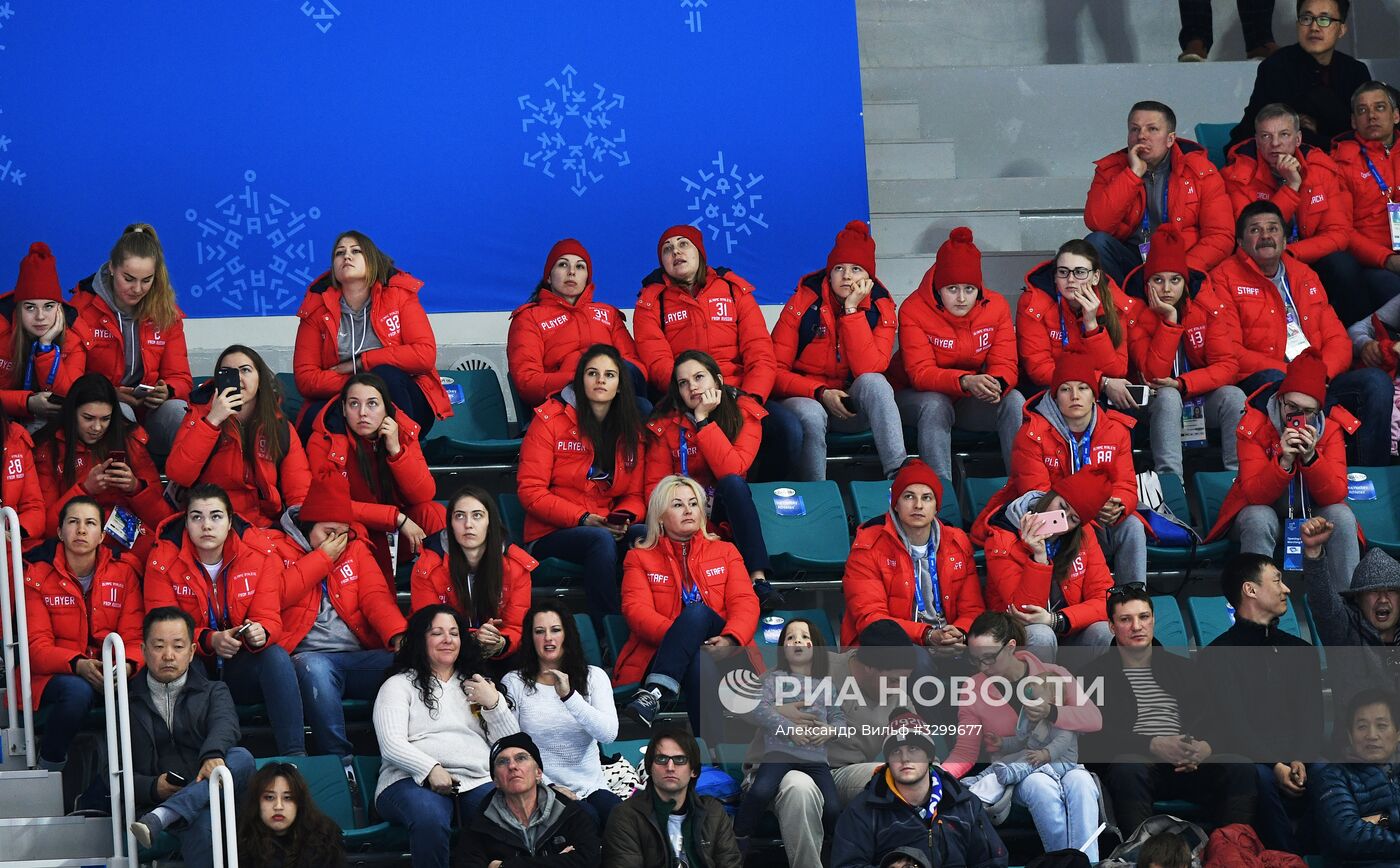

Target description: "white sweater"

left=499, top=666, right=618, bottom=797
left=372, top=671, right=520, bottom=799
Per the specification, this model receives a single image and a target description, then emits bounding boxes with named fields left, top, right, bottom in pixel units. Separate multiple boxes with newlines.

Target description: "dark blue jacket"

left=832, top=766, right=1007, bottom=868
left=1313, top=761, right=1400, bottom=867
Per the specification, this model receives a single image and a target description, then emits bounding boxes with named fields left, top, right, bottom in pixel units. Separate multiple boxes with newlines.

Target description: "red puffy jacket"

left=770, top=271, right=896, bottom=397
left=165, top=395, right=310, bottom=528
left=68, top=274, right=193, bottom=400
left=1122, top=264, right=1242, bottom=396
left=1206, top=387, right=1358, bottom=541
left=643, top=394, right=766, bottom=493
left=1223, top=141, right=1351, bottom=264
left=507, top=284, right=643, bottom=408
left=614, top=534, right=759, bottom=686
left=23, top=541, right=144, bottom=709
left=840, top=514, right=984, bottom=644
left=1209, top=249, right=1351, bottom=382
left=517, top=395, right=645, bottom=543
left=633, top=268, right=777, bottom=399
left=0, top=293, right=81, bottom=418
left=894, top=263, right=1018, bottom=395
left=32, top=426, right=171, bottom=544
left=269, top=530, right=405, bottom=653
left=1085, top=137, right=1235, bottom=272
left=410, top=541, right=537, bottom=653
left=4, top=422, right=45, bottom=541
left=143, top=516, right=285, bottom=657
left=1203, top=823, right=1307, bottom=868
left=983, top=507, right=1113, bottom=634
left=292, top=269, right=450, bottom=419
left=1331, top=133, right=1400, bottom=269
left=1016, top=261, right=1137, bottom=389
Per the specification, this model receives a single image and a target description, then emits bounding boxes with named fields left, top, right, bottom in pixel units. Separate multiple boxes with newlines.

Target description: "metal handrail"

left=103, top=632, right=137, bottom=867
left=0, top=505, right=34, bottom=767
left=209, top=764, right=239, bottom=868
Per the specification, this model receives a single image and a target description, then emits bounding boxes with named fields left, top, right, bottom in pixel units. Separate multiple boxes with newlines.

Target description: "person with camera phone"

left=166, top=345, right=311, bottom=529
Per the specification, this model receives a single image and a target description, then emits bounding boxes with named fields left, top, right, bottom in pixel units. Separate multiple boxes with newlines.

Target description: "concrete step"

left=863, top=100, right=920, bottom=141
left=869, top=176, right=1086, bottom=215
left=865, top=140, right=955, bottom=181
left=0, top=768, right=64, bottom=818
left=0, top=815, right=114, bottom=862
left=876, top=251, right=1047, bottom=305
left=0, top=859, right=115, bottom=867
left=872, top=211, right=1085, bottom=257
left=1020, top=212, right=1088, bottom=251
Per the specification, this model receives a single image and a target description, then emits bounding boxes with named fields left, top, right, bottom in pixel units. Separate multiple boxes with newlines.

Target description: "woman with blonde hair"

left=70, top=223, right=192, bottom=458
left=615, top=474, right=759, bottom=730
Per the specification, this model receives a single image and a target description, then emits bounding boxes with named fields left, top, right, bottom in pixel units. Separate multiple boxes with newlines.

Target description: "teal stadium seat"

left=748, top=481, right=851, bottom=580
left=848, top=477, right=961, bottom=528
left=275, top=372, right=304, bottom=425
left=960, top=475, right=1008, bottom=530
left=1345, top=466, right=1400, bottom=558
left=1187, top=595, right=1301, bottom=646
left=422, top=369, right=522, bottom=462
left=1193, top=122, right=1234, bottom=170
left=1191, top=470, right=1237, bottom=553
left=752, top=608, right=837, bottom=647
left=257, top=755, right=400, bottom=852
left=497, top=492, right=585, bottom=588
left=574, top=613, right=606, bottom=669
left=1150, top=595, right=1191, bottom=656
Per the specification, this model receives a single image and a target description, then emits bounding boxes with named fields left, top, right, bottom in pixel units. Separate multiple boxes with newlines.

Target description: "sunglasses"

left=1107, top=582, right=1148, bottom=599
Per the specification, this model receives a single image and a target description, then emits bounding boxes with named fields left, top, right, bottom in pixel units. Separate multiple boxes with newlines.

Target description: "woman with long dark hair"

left=165, top=345, right=310, bottom=526
left=646, top=349, right=779, bottom=609
left=411, top=485, right=536, bottom=661
left=33, top=372, right=169, bottom=544
left=517, top=344, right=646, bottom=617
left=500, top=601, right=620, bottom=825
left=373, top=604, right=519, bottom=868
left=305, top=372, right=445, bottom=581
left=0, top=242, right=80, bottom=427
left=293, top=230, right=449, bottom=442
left=236, top=763, right=347, bottom=868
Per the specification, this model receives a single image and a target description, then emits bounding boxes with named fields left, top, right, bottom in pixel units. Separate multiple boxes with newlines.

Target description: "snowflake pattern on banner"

left=298, top=0, right=340, bottom=33
left=681, top=151, right=768, bottom=255
left=0, top=1, right=24, bottom=188
left=518, top=64, right=630, bottom=198
left=183, top=170, right=323, bottom=316
left=680, top=0, right=707, bottom=33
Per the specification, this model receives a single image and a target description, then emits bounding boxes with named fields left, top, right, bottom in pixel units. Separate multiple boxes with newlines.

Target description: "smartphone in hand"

left=1034, top=510, right=1070, bottom=536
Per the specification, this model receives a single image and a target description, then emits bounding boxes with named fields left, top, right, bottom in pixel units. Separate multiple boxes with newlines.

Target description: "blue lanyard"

left=23, top=342, right=59, bottom=391
left=911, top=544, right=943, bottom=618
left=1057, top=308, right=1069, bottom=348
left=1363, top=151, right=1392, bottom=197
left=1069, top=418, right=1095, bottom=473
left=1287, top=477, right=1309, bottom=521
left=1141, top=177, right=1168, bottom=237
left=1045, top=537, right=1061, bottom=560
left=678, top=427, right=689, bottom=477
left=681, top=581, right=702, bottom=606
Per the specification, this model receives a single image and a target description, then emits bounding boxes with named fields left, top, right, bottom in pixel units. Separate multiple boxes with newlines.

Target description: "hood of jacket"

left=992, top=489, right=1047, bottom=536
left=1032, top=389, right=1100, bottom=448
left=1121, top=262, right=1209, bottom=305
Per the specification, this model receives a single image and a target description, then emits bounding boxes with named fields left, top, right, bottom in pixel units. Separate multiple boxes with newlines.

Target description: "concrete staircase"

left=0, top=728, right=114, bottom=866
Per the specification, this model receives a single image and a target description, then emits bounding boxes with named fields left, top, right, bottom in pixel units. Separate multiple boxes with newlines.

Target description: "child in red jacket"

left=0, top=242, right=81, bottom=426
left=645, top=350, right=779, bottom=610
left=894, top=227, right=1023, bottom=478
left=771, top=220, right=905, bottom=480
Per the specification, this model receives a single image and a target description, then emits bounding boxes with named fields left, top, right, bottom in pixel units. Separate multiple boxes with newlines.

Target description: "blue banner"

left=0, top=2, right=869, bottom=317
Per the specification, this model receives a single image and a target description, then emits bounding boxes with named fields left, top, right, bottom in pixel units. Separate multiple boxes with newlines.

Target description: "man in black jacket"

left=457, top=732, right=601, bottom=867
left=126, top=607, right=254, bottom=868
left=832, top=708, right=1007, bottom=868
left=1081, top=585, right=1256, bottom=836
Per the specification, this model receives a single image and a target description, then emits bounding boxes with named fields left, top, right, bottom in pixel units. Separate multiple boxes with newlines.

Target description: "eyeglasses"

left=652, top=754, right=691, bottom=767
left=1280, top=399, right=1319, bottom=419
left=1297, top=13, right=1338, bottom=27
left=1107, top=582, right=1148, bottom=599
left=968, top=638, right=1010, bottom=667
left=1054, top=267, right=1094, bottom=280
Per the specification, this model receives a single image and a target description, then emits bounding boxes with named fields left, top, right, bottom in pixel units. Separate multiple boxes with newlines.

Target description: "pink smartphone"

left=1034, top=510, right=1070, bottom=536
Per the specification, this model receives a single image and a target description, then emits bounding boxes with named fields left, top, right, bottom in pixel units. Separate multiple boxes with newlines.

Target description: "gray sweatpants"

left=780, top=372, right=907, bottom=480
left=1147, top=385, right=1247, bottom=476
left=1024, top=620, right=1114, bottom=664
left=896, top=388, right=1025, bottom=478
left=1233, top=502, right=1360, bottom=595
left=1098, top=518, right=1147, bottom=586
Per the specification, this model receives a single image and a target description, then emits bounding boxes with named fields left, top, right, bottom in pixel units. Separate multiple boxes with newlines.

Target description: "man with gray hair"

left=1328, top=81, right=1400, bottom=327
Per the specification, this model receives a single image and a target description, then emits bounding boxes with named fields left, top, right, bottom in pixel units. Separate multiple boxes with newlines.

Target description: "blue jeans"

left=37, top=674, right=97, bottom=765
left=292, top=648, right=393, bottom=758
left=1252, top=762, right=1312, bottom=853
left=531, top=524, right=646, bottom=618
left=1239, top=366, right=1394, bottom=466
left=751, top=399, right=804, bottom=482
left=1011, top=765, right=1101, bottom=863
left=1312, top=251, right=1400, bottom=327
left=580, top=787, right=622, bottom=828
left=377, top=777, right=493, bottom=868
left=711, top=474, right=771, bottom=576
left=1084, top=231, right=1145, bottom=288
left=212, top=645, right=306, bottom=755
left=643, top=603, right=726, bottom=735
left=160, top=746, right=254, bottom=868
left=737, top=759, right=839, bottom=838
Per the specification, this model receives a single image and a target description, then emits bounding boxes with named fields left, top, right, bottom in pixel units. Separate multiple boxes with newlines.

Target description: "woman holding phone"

left=69, top=223, right=192, bottom=458
left=166, top=345, right=311, bottom=527
left=981, top=465, right=1117, bottom=661
left=0, top=242, right=81, bottom=427
left=517, top=344, right=646, bottom=619
left=32, top=373, right=170, bottom=547
left=305, top=372, right=445, bottom=582
left=644, top=350, right=779, bottom=609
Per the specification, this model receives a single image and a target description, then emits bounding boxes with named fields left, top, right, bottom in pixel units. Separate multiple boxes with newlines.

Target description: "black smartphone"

left=606, top=510, right=634, bottom=526
left=46, top=393, right=65, bottom=405
left=166, top=771, right=188, bottom=786
left=108, top=450, right=128, bottom=466
left=840, top=395, right=859, bottom=414
left=214, top=366, right=240, bottom=396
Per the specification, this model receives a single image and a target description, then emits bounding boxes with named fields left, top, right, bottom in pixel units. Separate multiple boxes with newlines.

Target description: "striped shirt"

left=1123, top=666, right=1181, bottom=737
